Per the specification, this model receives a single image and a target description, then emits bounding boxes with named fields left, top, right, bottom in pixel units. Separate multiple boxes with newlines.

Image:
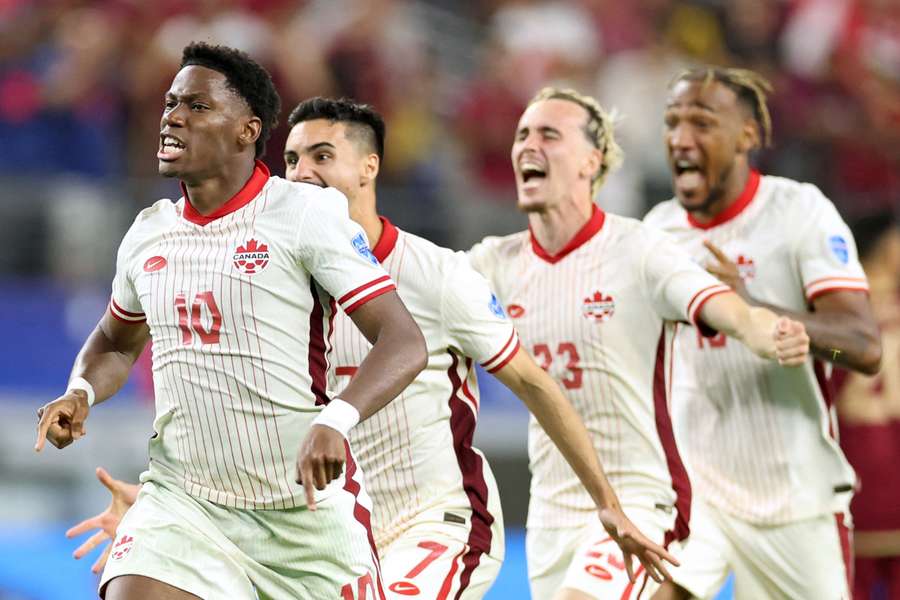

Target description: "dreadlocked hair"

left=528, top=87, right=624, bottom=196
left=672, top=67, right=774, bottom=149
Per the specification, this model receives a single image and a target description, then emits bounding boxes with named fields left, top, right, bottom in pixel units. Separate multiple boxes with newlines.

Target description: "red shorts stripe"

left=836, top=513, right=853, bottom=595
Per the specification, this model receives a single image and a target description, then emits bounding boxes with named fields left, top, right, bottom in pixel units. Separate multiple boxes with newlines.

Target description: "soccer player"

left=69, top=97, right=678, bottom=599
left=645, top=67, right=883, bottom=600
left=35, top=43, right=428, bottom=600
left=466, top=87, right=811, bottom=600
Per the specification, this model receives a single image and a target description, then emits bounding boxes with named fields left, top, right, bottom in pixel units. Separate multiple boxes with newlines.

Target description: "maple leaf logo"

left=582, top=291, right=615, bottom=322
left=233, top=238, right=270, bottom=275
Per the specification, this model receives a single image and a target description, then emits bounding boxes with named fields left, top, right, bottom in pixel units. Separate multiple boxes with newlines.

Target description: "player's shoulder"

left=759, top=174, right=834, bottom=217
left=125, top=198, right=178, bottom=239
left=643, top=198, right=684, bottom=230
left=469, top=229, right=530, bottom=261
left=266, top=176, right=350, bottom=217
left=396, top=228, right=484, bottom=284
left=605, top=212, right=672, bottom=248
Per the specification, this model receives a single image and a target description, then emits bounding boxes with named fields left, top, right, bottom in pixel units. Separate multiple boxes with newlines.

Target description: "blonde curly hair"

left=528, top=87, right=624, bottom=196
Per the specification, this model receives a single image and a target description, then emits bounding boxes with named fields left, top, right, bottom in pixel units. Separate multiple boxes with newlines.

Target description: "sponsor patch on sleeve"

left=828, top=234, right=849, bottom=265
left=352, top=232, right=379, bottom=265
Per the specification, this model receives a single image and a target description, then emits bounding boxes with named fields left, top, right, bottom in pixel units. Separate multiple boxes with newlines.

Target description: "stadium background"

left=0, top=0, right=896, bottom=598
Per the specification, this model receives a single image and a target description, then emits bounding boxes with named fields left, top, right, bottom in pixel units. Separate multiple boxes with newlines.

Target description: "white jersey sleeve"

left=440, top=252, right=520, bottom=373
left=295, top=187, right=395, bottom=313
left=109, top=202, right=169, bottom=323
left=793, top=186, right=868, bottom=301
left=639, top=229, right=732, bottom=332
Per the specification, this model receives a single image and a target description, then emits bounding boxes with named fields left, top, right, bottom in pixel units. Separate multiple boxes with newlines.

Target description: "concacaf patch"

left=828, top=235, right=849, bottom=265
left=352, top=233, right=379, bottom=265
left=489, top=293, right=506, bottom=318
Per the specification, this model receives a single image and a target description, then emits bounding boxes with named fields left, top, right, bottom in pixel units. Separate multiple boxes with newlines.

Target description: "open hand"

left=66, top=467, right=140, bottom=574
left=294, top=425, right=347, bottom=511
left=598, top=506, right=679, bottom=583
left=35, top=391, right=90, bottom=451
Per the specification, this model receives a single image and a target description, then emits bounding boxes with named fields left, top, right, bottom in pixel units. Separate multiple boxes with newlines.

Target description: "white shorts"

left=669, top=499, right=853, bottom=600
left=99, top=477, right=383, bottom=600
left=379, top=508, right=503, bottom=599
left=526, top=505, right=674, bottom=600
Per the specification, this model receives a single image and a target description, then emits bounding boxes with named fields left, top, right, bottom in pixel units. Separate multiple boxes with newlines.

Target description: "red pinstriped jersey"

left=645, top=171, right=865, bottom=524
left=469, top=206, right=729, bottom=533
left=330, top=218, right=514, bottom=553
left=109, top=163, right=395, bottom=510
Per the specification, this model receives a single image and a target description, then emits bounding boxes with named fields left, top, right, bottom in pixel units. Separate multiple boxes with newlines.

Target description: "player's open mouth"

left=158, top=134, right=187, bottom=161
left=520, top=161, right=547, bottom=187
left=673, top=159, right=704, bottom=191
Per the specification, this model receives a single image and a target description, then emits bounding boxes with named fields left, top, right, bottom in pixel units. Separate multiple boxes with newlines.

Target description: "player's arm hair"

left=72, top=312, right=151, bottom=405
left=341, top=291, right=427, bottom=420
left=742, top=291, right=881, bottom=375
left=492, top=348, right=622, bottom=511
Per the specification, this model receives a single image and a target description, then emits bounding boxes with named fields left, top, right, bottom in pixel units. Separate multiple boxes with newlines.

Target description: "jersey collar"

left=687, top=169, right=761, bottom=230
left=371, top=216, right=399, bottom=262
left=181, top=160, right=270, bottom=226
left=530, top=204, right=606, bottom=264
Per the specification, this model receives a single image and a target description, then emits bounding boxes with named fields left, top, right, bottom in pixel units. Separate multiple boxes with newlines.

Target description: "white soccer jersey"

left=330, top=217, right=515, bottom=557
left=109, top=162, right=396, bottom=510
left=469, top=206, right=730, bottom=534
left=644, top=170, right=866, bottom=525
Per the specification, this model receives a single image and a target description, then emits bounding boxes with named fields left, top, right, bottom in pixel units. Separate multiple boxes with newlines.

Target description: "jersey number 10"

left=175, top=291, right=222, bottom=345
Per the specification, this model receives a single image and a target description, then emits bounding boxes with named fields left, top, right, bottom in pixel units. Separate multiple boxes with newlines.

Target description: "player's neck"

left=182, top=160, right=256, bottom=216
left=691, top=165, right=752, bottom=225
left=350, top=196, right=383, bottom=249
left=528, top=197, right=594, bottom=255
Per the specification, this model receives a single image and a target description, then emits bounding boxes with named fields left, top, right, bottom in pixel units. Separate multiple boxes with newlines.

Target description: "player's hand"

left=295, top=424, right=347, bottom=511
left=35, top=390, right=90, bottom=451
left=66, top=467, right=139, bottom=574
left=598, top=506, right=679, bottom=584
left=703, top=240, right=750, bottom=300
left=773, top=317, right=809, bottom=367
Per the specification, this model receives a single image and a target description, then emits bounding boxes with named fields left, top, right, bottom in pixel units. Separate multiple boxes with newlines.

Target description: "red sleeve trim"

left=481, top=329, right=520, bottom=372
left=485, top=341, right=520, bottom=374
left=109, top=299, right=146, bottom=323
left=338, top=275, right=392, bottom=305
left=807, top=286, right=871, bottom=302
left=688, top=286, right=732, bottom=337
left=343, top=284, right=396, bottom=315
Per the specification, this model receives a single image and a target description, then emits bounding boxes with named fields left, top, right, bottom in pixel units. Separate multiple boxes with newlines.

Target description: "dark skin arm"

left=704, top=240, right=882, bottom=375
left=35, top=312, right=150, bottom=451
left=295, top=290, right=426, bottom=508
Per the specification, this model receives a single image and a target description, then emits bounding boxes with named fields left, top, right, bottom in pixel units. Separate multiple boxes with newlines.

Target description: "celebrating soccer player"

left=68, top=96, right=678, bottom=599
left=646, top=67, right=882, bottom=600
left=467, top=87, right=811, bottom=600
left=35, top=43, right=427, bottom=600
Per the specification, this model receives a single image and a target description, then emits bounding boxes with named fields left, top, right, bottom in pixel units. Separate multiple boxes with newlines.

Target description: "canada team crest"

left=233, top=239, right=270, bottom=275
left=582, top=291, right=615, bottom=322
left=736, top=254, right=756, bottom=281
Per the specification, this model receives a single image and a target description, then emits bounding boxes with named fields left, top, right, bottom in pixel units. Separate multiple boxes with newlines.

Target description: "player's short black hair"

left=287, top=97, right=385, bottom=162
left=850, top=211, right=897, bottom=261
left=180, top=42, right=281, bottom=159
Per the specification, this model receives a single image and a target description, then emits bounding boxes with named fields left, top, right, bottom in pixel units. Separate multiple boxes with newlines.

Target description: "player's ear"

left=361, top=153, right=380, bottom=187
left=239, top=116, right=262, bottom=151
left=737, top=118, right=759, bottom=154
left=580, top=147, right=603, bottom=182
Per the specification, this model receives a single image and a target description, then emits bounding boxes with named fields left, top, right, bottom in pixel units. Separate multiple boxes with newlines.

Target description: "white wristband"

left=311, top=399, right=360, bottom=438
left=67, top=376, right=96, bottom=407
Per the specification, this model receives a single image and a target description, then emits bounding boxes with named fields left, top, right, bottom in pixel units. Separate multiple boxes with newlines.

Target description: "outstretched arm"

left=492, top=349, right=679, bottom=583
left=697, top=291, right=810, bottom=366
left=294, top=291, right=426, bottom=508
left=35, top=312, right=150, bottom=451
left=704, top=240, right=881, bottom=374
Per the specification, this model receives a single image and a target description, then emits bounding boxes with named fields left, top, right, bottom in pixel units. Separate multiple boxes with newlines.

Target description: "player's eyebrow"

left=665, top=99, right=717, bottom=113
left=304, top=142, right=336, bottom=153
left=164, top=91, right=210, bottom=102
left=517, top=125, right=562, bottom=137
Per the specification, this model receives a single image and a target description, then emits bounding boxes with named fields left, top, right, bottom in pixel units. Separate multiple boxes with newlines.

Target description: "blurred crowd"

left=0, top=0, right=898, bottom=279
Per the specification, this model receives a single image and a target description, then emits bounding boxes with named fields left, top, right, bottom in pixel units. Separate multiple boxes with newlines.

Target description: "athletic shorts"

left=99, top=476, right=383, bottom=600
left=526, top=504, right=675, bottom=599
left=379, top=507, right=503, bottom=600
left=669, top=498, right=852, bottom=600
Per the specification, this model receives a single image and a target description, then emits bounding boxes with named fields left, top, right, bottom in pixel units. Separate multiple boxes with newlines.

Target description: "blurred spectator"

left=836, top=212, right=900, bottom=600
